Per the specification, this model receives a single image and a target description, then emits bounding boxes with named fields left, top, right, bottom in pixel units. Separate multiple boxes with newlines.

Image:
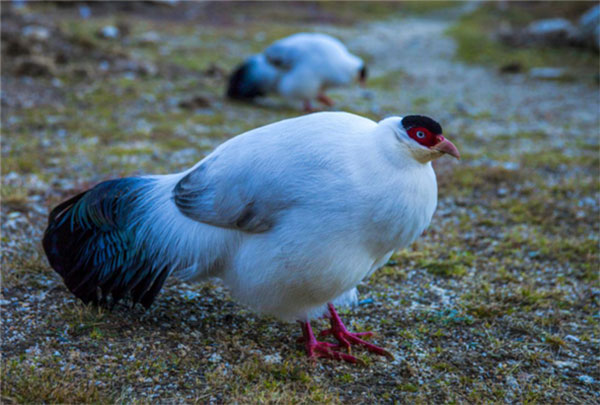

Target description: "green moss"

left=1, top=185, right=29, bottom=211
left=398, top=383, right=419, bottom=392
left=447, top=3, right=597, bottom=74
left=204, top=357, right=339, bottom=403
left=367, top=69, right=407, bottom=90
left=420, top=250, right=473, bottom=278
left=411, top=96, right=430, bottom=109
left=520, top=149, right=599, bottom=170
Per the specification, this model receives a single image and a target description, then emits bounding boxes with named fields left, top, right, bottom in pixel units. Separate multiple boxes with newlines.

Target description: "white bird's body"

left=44, top=112, right=457, bottom=363
left=227, top=33, right=366, bottom=110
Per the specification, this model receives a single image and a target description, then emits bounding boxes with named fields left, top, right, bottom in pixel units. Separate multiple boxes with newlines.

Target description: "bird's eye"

left=416, top=131, right=426, bottom=139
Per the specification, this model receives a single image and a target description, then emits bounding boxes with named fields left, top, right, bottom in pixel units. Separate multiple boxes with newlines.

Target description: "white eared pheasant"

left=43, top=112, right=459, bottom=364
left=226, top=33, right=367, bottom=111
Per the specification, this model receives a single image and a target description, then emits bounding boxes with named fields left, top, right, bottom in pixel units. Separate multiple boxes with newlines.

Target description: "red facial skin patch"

left=407, top=127, right=442, bottom=148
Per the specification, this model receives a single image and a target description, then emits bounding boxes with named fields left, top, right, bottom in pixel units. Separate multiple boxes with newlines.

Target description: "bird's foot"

left=299, top=321, right=364, bottom=364
left=317, top=93, right=335, bottom=107
left=320, top=303, right=394, bottom=360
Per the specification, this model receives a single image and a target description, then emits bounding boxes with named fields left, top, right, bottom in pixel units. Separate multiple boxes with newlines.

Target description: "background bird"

left=226, top=33, right=367, bottom=111
left=43, top=112, right=458, bottom=364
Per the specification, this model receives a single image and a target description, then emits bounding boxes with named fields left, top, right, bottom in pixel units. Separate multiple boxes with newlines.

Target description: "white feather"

left=131, top=112, right=438, bottom=321
left=238, top=33, right=364, bottom=103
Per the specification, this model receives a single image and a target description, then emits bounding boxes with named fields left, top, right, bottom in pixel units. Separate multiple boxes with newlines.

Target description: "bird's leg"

left=317, top=92, right=335, bottom=107
left=303, top=100, right=315, bottom=113
left=298, top=321, right=363, bottom=364
left=319, top=303, right=394, bottom=360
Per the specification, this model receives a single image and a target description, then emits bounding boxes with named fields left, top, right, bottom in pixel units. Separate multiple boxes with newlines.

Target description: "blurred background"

left=1, top=1, right=598, bottom=403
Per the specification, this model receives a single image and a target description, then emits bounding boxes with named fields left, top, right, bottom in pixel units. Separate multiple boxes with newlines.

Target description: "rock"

left=79, top=5, right=91, bottom=19
left=577, top=375, right=595, bottom=384
left=554, top=360, right=577, bottom=368
left=98, top=60, right=110, bottom=71
left=564, top=334, right=580, bottom=343
left=22, top=25, right=50, bottom=41
left=579, top=5, right=600, bottom=50
left=138, top=31, right=161, bottom=45
left=135, top=119, right=154, bottom=135
left=501, top=17, right=586, bottom=48
left=527, top=18, right=578, bottom=42
left=98, top=25, right=119, bottom=39
left=263, top=353, right=282, bottom=364
left=529, top=67, right=571, bottom=81
left=178, top=95, right=211, bottom=110
left=15, top=56, right=56, bottom=77
left=506, top=375, right=519, bottom=391
left=208, top=353, right=222, bottom=363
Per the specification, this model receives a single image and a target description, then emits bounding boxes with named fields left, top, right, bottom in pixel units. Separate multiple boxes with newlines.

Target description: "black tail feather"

left=226, top=60, right=265, bottom=100
left=42, top=177, right=169, bottom=309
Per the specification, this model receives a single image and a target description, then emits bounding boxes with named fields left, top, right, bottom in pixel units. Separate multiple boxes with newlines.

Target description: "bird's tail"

left=42, top=175, right=222, bottom=308
left=226, top=55, right=278, bottom=100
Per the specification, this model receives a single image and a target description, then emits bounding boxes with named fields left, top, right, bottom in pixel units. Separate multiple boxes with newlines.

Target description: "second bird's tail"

left=226, top=55, right=279, bottom=100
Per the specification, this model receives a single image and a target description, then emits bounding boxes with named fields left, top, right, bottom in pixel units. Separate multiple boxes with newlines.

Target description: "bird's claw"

left=322, top=303, right=394, bottom=361
left=308, top=341, right=365, bottom=365
left=322, top=328, right=393, bottom=360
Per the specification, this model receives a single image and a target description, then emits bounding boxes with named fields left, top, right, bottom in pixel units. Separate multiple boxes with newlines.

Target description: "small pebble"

left=577, top=375, right=595, bottom=384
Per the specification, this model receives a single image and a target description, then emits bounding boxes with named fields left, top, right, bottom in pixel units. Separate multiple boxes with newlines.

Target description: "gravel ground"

left=2, top=2, right=599, bottom=403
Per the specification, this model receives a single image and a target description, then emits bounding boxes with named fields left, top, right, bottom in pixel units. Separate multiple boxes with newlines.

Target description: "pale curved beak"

left=431, top=135, right=460, bottom=159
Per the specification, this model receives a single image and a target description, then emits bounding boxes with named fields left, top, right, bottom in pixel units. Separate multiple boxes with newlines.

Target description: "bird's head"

left=394, top=115, right=460, bottom=163
left=357, top=64, right=368, bottom=86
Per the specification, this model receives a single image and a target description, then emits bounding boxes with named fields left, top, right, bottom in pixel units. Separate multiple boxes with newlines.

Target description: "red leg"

left=317, top=93, right=335, bottom=107
left=299, top=321, right=363, bottom=364
left=303, top=100, right=315, bottom=112
left=320, top=303, right=394, bottom=360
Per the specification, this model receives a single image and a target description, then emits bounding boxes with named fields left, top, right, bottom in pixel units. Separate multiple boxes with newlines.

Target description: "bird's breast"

left=361, top=166, right=438, bottom=257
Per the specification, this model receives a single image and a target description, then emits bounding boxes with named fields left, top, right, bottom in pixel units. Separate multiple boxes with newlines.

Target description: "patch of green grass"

left=419, top=250, right=473, bottom=278
left=411, top=96, right=430, bottom=109
left=438, top=165, right=523, bottom=197
left=204, top=357, right=339, bottom=403
left=2, top=357, right=113, bottom=403
left=367, top=69, right=407, bottom=90
left=1, top=185, right=29, bottom=212
left=398, top=383, right=419, bottom=392
left=519, top=149, right=599, bottom=170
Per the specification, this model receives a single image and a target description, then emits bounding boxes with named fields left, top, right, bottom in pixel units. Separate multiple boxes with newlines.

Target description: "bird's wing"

left=173, top=156, right=288, bottom=233
left=265, top=33, right=362, bottom=86
left=263, top=33, right=331, bottom=70
left=263, top=40, right=301, bottom=71
left=172, top=128, right=300, bottom=233
left=173, top=112, right=377, bottom=233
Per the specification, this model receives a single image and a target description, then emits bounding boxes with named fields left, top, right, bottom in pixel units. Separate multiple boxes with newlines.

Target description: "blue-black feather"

left=42, top=177, right=168, bottom=308
left=226, top=60, right=266, bottom=100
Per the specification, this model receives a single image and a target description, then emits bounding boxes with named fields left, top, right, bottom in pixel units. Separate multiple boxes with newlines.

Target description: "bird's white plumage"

left=235, top=33, right=364, bottom=103
left=134, top=112, right=438, bottom=321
